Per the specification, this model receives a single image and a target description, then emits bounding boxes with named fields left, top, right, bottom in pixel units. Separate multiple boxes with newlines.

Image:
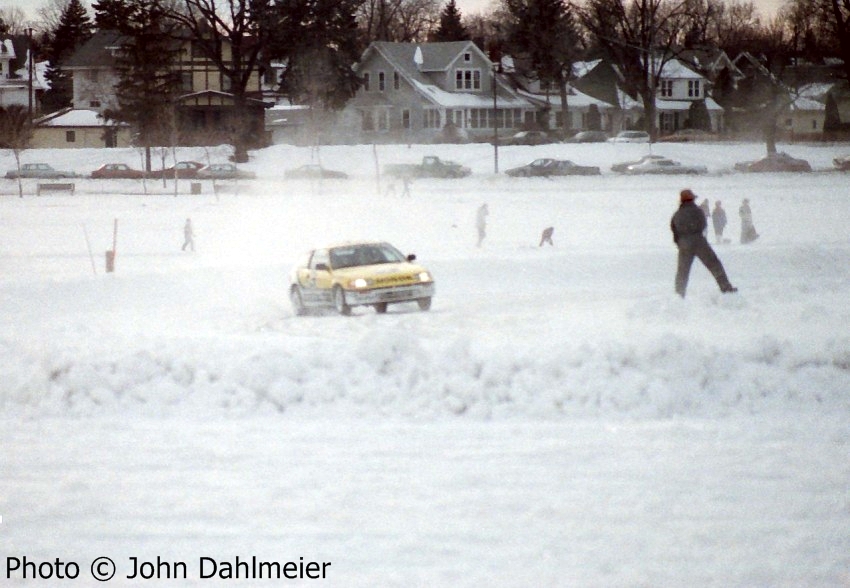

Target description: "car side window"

left=310, top=250, right=329, bottom=270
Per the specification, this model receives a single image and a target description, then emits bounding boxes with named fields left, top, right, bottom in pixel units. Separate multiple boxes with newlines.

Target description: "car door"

left=298, top=249, right=333, bottom=306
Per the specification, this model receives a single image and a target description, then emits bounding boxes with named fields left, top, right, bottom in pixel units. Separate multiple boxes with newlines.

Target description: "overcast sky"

left=3, top=0, right=785, bottom=28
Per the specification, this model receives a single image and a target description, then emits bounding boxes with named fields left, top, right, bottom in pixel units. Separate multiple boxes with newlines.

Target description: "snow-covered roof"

left=411, top=79, right=531, bottom=109
left=657, top=96, right=724, bottom=111
left=518, top=86, right=614, bottom=109
left=13, top=60, right=49, bottom=91
left=655, top=58, right=703, bottom=80
left=573, top=60, right=602, bottom=80
left=789, top=95, right=825, bottom=111
left=36, top=108, right=124, bottom=127
left=0, top=39, right=16, bottom=59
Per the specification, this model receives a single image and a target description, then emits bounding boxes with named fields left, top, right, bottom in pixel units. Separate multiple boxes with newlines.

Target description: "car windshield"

left=330, top=243, right=406, bottom=269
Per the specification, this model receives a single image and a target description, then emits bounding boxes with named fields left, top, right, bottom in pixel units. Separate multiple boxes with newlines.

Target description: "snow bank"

left=2, top=141, right=849, bottom=420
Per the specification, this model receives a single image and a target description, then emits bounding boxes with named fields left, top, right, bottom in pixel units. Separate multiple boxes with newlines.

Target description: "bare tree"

left=0, top=105, right=35, bottom=198
left=160, top=0, right=273, bottom=162
left=581, top=0, right=690, bottom=140
left=357, top=0, right=441, bottom=42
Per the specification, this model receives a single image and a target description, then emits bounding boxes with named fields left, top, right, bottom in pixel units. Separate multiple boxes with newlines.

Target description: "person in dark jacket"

left=671, top=189, right=737, bottom=297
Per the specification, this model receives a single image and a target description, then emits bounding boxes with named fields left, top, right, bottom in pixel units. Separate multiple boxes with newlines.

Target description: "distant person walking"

left=539, top=226, right=554, bottom=247
left=182, top=218, right=195, bottom=252
left=739, top=198, right=759, bottom=244
left=711, top=200, right=728, bottom=244
left=670, top=189, right=737, bottom=297
left=476, top=203, right=489, bottom=247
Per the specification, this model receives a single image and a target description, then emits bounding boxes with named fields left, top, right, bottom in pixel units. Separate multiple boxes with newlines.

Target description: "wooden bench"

left=37, top=182, right=76, bottom=196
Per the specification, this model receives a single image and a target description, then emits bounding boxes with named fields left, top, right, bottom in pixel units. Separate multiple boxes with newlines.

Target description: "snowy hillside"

left=1, top=140, right=849, bottom=585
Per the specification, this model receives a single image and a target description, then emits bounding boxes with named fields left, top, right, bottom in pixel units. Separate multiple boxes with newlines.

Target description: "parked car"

left=504, top=130, right=551, bottom=145
left=5, top=163, right=76, bottom=179
left=607, top=130, right=651, bottom=143
left=289, top=241, right=435, bottom=316
left=156, top=161, right=205, bottom=179
left=622, top=157, right=708, bottom=175
left=611, top=154, right=667, bottom=173
left=833, top=155, right=850, bottom=171
left=285, top=164, right=349, bottom=180
left=90, top=163, right=147, bottom=179
left=566, top=130, right=609, bottom=143
left=384, top=156, right=471, bottom=179
left=505, top=158, right=601, bottom=177
left=734, top=152, right=812, bottom=173
left=657, top=129, right=719, bottom=142
left=196, top=163, right=256, bottom=180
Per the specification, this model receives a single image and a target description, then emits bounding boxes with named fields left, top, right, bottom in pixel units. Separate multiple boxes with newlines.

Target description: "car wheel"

left=374, top=302, right=388, bottom=314
left=290, top=285, right=307, bottom=316
left=417, top=297, right=432, bottom=311
left=333, top=286, right=351, bottom=316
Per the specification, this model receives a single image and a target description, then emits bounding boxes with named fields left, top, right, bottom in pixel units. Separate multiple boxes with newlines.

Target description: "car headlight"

left=418, top=271, right=432, bottom=283
left=350, top=278, right=370, bottom=289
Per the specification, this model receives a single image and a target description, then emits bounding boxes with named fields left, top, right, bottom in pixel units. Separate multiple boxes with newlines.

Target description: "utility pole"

left=27, top=28, right=33, bottom=119
left=492, top=65, right=500, bottom=174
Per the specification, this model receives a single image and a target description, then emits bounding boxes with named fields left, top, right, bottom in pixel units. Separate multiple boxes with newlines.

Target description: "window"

left=423, top=109, right=441, bottom=129
left=394, top=71, right=400, bottom=90
left=363, top=73, right=370, bottom=92
left=65, top=131, right=76, bottom=143
left=660, top=80, right=673, bottom=97
left=89, top=100, right=101, bottom=108
left=455, top=69, right=481, bottom=90
left=309, top=250, right=329, bottom=270
left=377, top=110, right=389, bottom=131
left=90, top=70, right=99, bottom=82
left=688, top=80, right=700, bottom=97
left=402, top=109, right=410, bottom=129
left=221, top=75, right=232, bottom=93
left=378, top=71, right=385, bottom=92
left=181, top=72, right=193, bottom=92
left=811, top=119, right=817, bottom=130
left=362, top=110, right=374, bottom=131
left=464, top=52, right=471, bottom=62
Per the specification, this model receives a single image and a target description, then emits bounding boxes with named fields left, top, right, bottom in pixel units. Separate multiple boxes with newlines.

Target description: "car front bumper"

left=345, top=282, right=435, bottom=305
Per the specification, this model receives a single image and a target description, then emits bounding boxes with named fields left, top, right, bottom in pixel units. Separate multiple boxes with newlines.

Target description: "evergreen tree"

left=99, top=0, right=183, bottom=170
left=92, top=0, right=137, bottom=30
left=432, top=0, right=468, bottom=42
left=505, top=0, right=582, bottom=137
left=270, top=0, right=363, bottom=112
left=42, top=0, right=94, bottom=112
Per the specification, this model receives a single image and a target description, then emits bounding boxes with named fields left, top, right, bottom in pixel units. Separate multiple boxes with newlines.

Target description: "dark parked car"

left=156, top=161, right=205, bottom=179
left=504, top=130, right=551, bottom=145
left=5, top=163, right=76, bottom=179
left=90, top=163, right=147, bottom=179
left=833, top=155, right=850, bottom=171
left=285, top=164, right=349, bottom=180
left=506, top=158, right=600, bottom=177
left=734, top=152, right=812, bottom=173
left=657, top=129, right=719, bottom=142
left=197, top=163, right=256, bottom=180
left=566, top=131, right=609, bottom=143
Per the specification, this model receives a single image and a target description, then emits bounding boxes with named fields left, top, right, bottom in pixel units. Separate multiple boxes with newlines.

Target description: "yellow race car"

left=289, top=241, right=435, bottom=315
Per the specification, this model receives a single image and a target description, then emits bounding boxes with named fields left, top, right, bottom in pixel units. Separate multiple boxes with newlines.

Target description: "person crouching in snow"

left=670, top=189, right=737, bottom=297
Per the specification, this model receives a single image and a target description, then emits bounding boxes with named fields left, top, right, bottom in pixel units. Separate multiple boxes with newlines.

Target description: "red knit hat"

left=680, top=189, right=696, bottom=202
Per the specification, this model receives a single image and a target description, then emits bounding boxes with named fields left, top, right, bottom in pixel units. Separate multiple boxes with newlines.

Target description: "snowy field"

left=1, top=140, right=849, bottom=586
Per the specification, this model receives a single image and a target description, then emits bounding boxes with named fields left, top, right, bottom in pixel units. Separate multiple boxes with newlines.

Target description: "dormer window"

left=455, top=69, right=480, bottom=90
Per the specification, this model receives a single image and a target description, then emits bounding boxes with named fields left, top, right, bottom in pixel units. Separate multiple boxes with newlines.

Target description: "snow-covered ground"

left=2, top=140, right=849, bottom=585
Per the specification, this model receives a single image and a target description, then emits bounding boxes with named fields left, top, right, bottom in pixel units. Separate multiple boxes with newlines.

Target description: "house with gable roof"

left=38, top=27, right=269, bottom=149
left=338, top=41, right=537, bottom=143
left=654, top=57, right=725, bottom=133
